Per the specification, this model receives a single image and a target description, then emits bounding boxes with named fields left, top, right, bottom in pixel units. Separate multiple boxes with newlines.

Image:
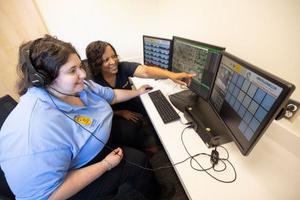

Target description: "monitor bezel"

left=210, top=51, right=295, bottom=155
left=143, top=35, right=172, bottom=71
left=171, top=36, right=226, bottom=100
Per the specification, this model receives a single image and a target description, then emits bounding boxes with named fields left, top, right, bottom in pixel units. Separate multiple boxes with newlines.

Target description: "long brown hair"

left=16, top=35, right=79, bottom=96
left=85, top=40, right=117, bottom=77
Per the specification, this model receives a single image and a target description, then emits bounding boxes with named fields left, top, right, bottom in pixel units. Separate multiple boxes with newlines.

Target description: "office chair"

left=0, top=95, right=17, bottom=199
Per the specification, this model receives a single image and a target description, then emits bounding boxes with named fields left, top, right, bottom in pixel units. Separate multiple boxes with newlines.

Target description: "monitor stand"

left=169, top=90, right=233, bottom=147
left=169, top=90, right=198, bottom=112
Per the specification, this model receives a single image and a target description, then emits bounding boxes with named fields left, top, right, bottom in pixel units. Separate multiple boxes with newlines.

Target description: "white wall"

left=35, top=0, right=158, bottom=61
left=155, top=0, right=300, bottom=134
left=36, top=0, right=299, bottom=98
left=156, top=0, right=300, bottom=101
left=35, top=0, right=300, bottom=133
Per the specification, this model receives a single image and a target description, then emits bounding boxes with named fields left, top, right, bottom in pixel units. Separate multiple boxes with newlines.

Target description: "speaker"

left=25, top=46, right=51, bottom=87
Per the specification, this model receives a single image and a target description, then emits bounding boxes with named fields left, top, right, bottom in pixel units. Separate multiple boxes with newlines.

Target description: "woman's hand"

left=49, top=147, right=123, bottom=200
left=115, top=110, right=143, bottom=123
left=102, top=147, right=123, bottom=171
left=169, top=72, right=196, bottom=86
left=137, top=84, right=153, bottom=95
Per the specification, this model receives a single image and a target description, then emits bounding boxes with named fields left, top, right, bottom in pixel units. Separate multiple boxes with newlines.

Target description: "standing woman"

left=86, top=41, right=195, bottom=153
left=0, top=35, right=159, bottom=200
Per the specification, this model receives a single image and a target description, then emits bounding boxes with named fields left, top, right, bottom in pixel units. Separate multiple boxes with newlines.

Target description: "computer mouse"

left=145, top=86, right=153, bottom=91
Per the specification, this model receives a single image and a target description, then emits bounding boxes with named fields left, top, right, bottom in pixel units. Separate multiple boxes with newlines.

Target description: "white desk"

left=131, top=77, right=300, bottom=200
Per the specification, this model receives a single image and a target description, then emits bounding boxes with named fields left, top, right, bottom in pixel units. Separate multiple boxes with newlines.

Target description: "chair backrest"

left=0, top=95, right=17, bottom=129
left=0, top=95, right=17, bottom=199
left=81, top=59, right=94, bottom=80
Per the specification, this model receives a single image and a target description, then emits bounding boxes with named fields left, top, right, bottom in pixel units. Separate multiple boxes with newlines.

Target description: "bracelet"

left=103, top=159, right=112, bottom=171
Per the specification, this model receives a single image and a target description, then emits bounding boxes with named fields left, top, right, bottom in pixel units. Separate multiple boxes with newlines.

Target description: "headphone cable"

left=47, top=91, right=200, bottom=171
left=180, top=126, right=237, bottom=183
left=48, top=86, right=80, bottom=97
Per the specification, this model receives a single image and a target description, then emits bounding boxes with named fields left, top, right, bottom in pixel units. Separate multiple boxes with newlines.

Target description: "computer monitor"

left=210, top=52, right=295, bottom=155
left=143, top=35, right=172, bottom=70
left=171, top=36, right=225, bottom=100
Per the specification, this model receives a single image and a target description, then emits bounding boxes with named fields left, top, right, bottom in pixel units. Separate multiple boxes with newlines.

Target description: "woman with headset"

left=85, top=41, right=195, bottom=154
left=0, top=35, right=160, bottom=199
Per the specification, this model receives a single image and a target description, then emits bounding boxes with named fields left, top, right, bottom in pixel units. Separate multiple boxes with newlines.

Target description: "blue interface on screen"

left=211, top=55, right=282, bottom=141
left=143, top=36, right=171, bottom=69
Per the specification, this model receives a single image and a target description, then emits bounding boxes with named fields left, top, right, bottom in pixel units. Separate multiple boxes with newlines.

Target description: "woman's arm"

left=111, top=85, right=150, bottom=104
left=133, top=65, right=195, bottom=86
left=49, top=148, right=123, bottom=200
left=114, top=110, right=143, bottom=122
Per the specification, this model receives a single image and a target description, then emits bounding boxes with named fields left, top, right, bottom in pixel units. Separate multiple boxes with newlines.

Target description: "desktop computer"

left=168, top=36, right=295, bottom=156
left=143, top=35, right=172, bottom=70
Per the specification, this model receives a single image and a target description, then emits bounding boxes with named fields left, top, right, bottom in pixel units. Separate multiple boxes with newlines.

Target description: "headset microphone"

left=49, top=87, right=80, bottom=97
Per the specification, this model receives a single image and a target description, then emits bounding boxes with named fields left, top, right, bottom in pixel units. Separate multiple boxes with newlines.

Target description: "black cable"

left=149, top=83, right=237, bottom=182
left=47, top=91, right=237, bottom=182
left=49, top=86, right=80, bottom=97
left=212, top=159, right=227, bottom=172
left=180, top=126, right=237, bottom=183
left=189, top=153, right=213, bottom=171
left=218, top=145, right=230, bottom=160
left=47, top=92, right=200, bottom=171
left=189, top=153, right=227, bottom=172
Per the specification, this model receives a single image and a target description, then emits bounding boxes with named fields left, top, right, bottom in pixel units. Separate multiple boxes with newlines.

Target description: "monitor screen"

left=171, top=36, right=225, bottom=100
left=210, top=52, right=295, bottom=155
left=143, top=35, right=172, bottom=70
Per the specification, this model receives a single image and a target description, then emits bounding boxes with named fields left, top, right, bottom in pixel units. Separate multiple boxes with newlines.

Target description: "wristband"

left=103, top=159, right=112, bottom=171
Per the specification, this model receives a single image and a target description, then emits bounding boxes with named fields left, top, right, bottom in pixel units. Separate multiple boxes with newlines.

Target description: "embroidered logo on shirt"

left=74, top=115, right=92, bottom=126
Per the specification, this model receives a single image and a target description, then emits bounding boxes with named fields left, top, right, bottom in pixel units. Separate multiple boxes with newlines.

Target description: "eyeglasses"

left=102, top=55, right=119, bottom=65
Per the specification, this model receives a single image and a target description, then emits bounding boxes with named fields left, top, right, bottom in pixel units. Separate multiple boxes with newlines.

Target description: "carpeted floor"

left=150, top=149, right=189, bottom=200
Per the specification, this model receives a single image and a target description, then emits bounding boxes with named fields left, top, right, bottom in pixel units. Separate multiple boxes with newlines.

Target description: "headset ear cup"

left=29, top=72, right=45, bottom=87
left=37, top=69, right=51, bottom=86
left=29, top=69, right=50, bottom=87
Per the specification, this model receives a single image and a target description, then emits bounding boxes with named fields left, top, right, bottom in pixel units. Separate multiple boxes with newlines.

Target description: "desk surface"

left=131, top=77, right=300, bottom=200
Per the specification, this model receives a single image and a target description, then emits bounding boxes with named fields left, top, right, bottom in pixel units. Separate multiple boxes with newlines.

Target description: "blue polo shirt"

left=0, top=80, right=114, bottom=200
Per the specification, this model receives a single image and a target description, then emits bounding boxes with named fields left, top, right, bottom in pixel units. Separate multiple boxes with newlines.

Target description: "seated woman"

left=0, top=35, right=160, bottom=200
left=85, top=41, right=194, bottom=153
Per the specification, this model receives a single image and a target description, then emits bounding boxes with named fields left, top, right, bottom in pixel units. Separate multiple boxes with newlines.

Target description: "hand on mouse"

left=137, top=84, right=153, bottom=95
left=145, top=86, right=153, bottom=91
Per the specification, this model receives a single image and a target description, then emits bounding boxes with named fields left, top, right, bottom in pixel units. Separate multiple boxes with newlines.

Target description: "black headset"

left=25, top=41, right=52, bottom=87
left=25, top=40, right=84, bottom=98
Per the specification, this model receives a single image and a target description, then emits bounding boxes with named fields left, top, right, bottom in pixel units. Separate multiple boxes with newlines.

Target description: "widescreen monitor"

left=143, top=35, right=172, bottom=70
left=210, top=52, right=295, bottom=155
left=171, top=36, right=225, bottom=100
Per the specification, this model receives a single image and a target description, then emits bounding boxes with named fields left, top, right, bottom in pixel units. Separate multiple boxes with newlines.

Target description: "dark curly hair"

left=85, top=40, right=117, bottom=77
left=17, top=35, right=80, bottom=96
